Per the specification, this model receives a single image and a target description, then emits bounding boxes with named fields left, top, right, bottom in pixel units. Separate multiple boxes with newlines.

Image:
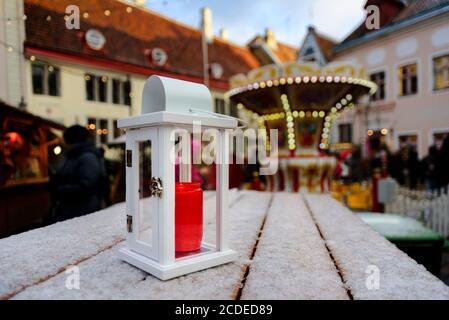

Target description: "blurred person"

left=423, top=145, right=439, bottom=192
left=440, top=135, right=449, bottom=190
left=406, top=144, right=420, bottom=189
left=98, top=146, right=112, bottom=207
left=348, top=146, right=363, bottom=183
left=388, top=150, right=405, bottom=185
left=50, top=125, right=105, bottom=222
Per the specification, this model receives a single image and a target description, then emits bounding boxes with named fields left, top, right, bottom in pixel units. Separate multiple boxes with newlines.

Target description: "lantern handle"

left=189, top=108, right=247, bottom=129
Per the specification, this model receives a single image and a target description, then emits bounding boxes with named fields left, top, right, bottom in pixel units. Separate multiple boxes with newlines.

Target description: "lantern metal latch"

left=150, top=177, right=163, bottom=198
left=126, top=215, right=133, bottom=233
left=126, top=150, right=132, bottom=167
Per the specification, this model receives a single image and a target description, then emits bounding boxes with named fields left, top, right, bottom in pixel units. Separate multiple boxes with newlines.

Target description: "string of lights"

left=0, top=0, right=171, bottom=22
left=236, top=92, right=357, bottom=151
left=0, top=40, right=109, bottom=78
left=2, top=1, right=204, bottom=82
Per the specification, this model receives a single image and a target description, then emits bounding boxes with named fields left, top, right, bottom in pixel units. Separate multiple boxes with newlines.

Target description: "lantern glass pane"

left=196, top=137, right=218, bottom=250
left=138, top=140, right=155, bottom=246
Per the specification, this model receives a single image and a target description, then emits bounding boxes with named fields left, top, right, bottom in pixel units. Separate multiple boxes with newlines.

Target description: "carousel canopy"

left=227, top=62, right=376, bottom=115
left=226, top=62, right=377, bottom=152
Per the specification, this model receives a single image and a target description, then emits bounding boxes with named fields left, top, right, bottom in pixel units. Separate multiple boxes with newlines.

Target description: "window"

left=85, top=74, right=95, bottom=101
left=98, top=76, right=108, bottom=102
left=432, top=131, right=448, bottom=147
left=123, top=80, right=132, bottom=106
left=112, top=79, right=121, bottom=104
left=302, top=47, right=316, bottom=62
left=398, top=134, right=418, bottom=149
left=433, top=54, right=449, bottom=91
left=85, top=74, right=109, bottom=103
left=338, top=124, right=352, bottom=143
left=32, top=64, right=44, bottom=95
left=370, top=71, right=386, bottom=101
left=87, top=118, right=110, bottom=144
left=31, top=62, right=60, bottom=96
left=99, top=119, right=108, bottom=144
left=398, top=63, right=418, bottom=96
left=47, top=67, right=60, bottom=96
left=113, top=120, right=122, bottom=139
left=230, top=102, right=239, bottom=118
left=304, top=47, right=314, bottom=55
left=214, top=98, right=225, bottom=114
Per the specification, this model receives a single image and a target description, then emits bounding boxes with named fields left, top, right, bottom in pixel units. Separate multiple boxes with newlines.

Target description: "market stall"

left=0, top=102, right=65, bottom=238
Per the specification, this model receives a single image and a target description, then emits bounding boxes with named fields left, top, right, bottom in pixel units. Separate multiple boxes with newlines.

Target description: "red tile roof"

left=312, top=30, right=337, bottom=62
left=272, top=42, right=298, bottom=63
left=247, top=35, right=298, bottom=64
left=24, top=0, right=260, bottom=89
left=337, top=0, right=449, bottom=51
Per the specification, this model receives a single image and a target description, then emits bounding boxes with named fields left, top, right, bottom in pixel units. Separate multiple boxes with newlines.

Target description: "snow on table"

left=241, top=193, right=349, bottom=300
left=0, top=191, right=448, bottom=300
left=305, top=194, right=449, bottom=300
left=2, top=190, right=269, bottom=299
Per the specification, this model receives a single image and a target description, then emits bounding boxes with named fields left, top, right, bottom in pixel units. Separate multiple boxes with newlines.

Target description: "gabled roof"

left=297, top=26, right=337, bottom=64
left=272, top=42, right=298, bottom=63
left=335, top=0, right=449, bottom=53
left=24, top=0, right=260, bottom=88
left=247, top=35, right=298, bottom=64
left=311, top=29, right=337, bottom=62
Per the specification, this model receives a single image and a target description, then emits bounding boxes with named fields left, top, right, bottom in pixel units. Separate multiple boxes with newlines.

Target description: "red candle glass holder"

left=175, top=182, right=203, bottom=252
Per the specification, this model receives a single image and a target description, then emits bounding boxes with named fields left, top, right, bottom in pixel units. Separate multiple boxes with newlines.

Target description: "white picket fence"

left=385, top=186, right=449, bottom=238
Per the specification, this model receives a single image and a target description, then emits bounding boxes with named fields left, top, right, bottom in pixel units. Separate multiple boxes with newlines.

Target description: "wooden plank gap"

left=232, top=193, right=274, bottom=300
left=303, top=195, right=354, bottom=300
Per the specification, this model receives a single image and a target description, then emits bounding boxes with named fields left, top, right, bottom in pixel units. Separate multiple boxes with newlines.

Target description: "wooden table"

left=358, top=213, right=446, bottom=276
left=1, top=191, right=448, bottom=300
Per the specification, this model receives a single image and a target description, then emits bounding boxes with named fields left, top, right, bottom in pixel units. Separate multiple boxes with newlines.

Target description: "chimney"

left=365, top=0, right=406, bottom=28
left=219, top=28, right=229, bottom=41
left=265, top=28, right=277, bottom=49
left=133, top=0, right=146, bottom=7
left=201, top=7, right=213, bottom=44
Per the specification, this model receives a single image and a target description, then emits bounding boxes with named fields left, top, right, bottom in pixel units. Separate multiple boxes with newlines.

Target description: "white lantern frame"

left=118, top=76, right=237, bottom=280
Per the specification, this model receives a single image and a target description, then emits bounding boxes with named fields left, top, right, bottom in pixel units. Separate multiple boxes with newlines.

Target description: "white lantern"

left=118, top=76, right=237, bottom=280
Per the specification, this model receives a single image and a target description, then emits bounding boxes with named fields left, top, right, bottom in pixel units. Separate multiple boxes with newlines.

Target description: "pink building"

left=332, top=0, right=449, bottom=158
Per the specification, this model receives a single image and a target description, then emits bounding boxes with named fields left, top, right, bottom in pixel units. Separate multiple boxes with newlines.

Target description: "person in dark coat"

left=423, top=145, right=439, bottom=192
left=439, top=135, right=449, bottom=190
left=406, top=145, right=420, bottom=189
left=52, top=125, right=104, bottom=221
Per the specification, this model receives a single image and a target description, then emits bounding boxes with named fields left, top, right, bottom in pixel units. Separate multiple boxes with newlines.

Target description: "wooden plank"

left=7, top=191, right=271, bottom=299
left=305, top=194, right=449, bottom=300
left=0, top=190, right=224, bottom=299
left=241, top=193, right=349, bottom=300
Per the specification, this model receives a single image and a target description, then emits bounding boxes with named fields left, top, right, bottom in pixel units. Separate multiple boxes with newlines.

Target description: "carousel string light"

left=280, top=94, right=296, bottom=151
left=228, top=76, right=377, bottom=98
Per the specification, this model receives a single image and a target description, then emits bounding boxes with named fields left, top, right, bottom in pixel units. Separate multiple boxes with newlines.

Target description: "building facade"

left=0, top=0, right=27, bottom=108
left=1, top=0, right=261, bottom=144
left=332, top=0, right=449, bottom=158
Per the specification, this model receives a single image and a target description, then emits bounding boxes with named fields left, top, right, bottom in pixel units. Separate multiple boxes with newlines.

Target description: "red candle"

left=175, top=182, right=203, bottom=252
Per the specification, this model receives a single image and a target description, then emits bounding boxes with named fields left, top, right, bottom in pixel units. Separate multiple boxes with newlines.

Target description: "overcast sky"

left=144, top=0, right=367, bottom=47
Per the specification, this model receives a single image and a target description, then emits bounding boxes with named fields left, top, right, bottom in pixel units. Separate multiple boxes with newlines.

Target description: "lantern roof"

left=118, top=75, right=237, bottom=130
left=142, top=76, right=214, bottom=115
left=117, top=111, right=238, bottom=130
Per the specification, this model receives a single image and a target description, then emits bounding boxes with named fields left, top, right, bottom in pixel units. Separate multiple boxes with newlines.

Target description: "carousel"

left=227, top=62, right=377, bottom=193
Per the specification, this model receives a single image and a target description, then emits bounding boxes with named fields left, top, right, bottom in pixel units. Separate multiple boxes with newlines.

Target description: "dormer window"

left=151, top=48, right=168, bottom=66
left=302, top=47, right=316, bottom=62
left=304, top=47, right=314, bottom=55
left=211, top=63, right=224, bottom=79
